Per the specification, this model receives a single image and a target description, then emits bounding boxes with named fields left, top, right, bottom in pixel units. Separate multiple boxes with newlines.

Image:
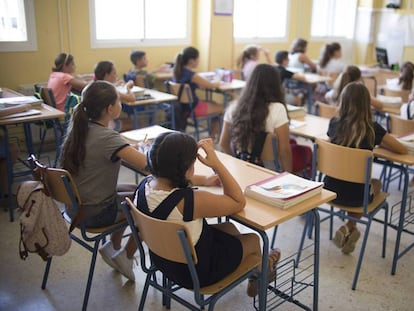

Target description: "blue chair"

left=164, top=81, right=223, bottom=140
left=122, top=197, right=262, bottom=311
left=29, top=155, right=129, bottom=311
left=297, top=138, right=389, bottom=290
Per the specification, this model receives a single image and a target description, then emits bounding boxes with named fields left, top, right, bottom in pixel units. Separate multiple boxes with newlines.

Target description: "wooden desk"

left=373, top=147, right=414, bottom=275
left=203, top=79, right=246, bottom=108
left=122, top=88, right=177, bottom=129
left=290, top=114, right=330, bottom=141
left=195, top=152, right=335, bottom=311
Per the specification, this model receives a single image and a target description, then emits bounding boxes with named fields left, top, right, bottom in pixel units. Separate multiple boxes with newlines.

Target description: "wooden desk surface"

left=374, top=147, right=414, bottom=166
left=0, top=104, right=64, bottom=126
left=122, top=88, right=177, bottom=107
left=154, top=72, right=174, bottom=81
left=303, top=73, right=332, bottom=84
left=290, top=114, right=330, bottom=140
left=217, top=79, right=246, bottom=91
left=1, top=87, right=24, bottom=98
left=195, top=152, right=336, bottom=230
left=121, top=125, right=173, bottom=143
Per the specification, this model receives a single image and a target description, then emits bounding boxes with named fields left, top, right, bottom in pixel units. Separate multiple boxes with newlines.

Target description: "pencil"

left=143, top=133, right=148, bottom=142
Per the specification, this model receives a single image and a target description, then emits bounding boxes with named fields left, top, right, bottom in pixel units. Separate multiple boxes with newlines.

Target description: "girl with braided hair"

left=60, top=80, right=147, bottom=281
left=133, top=132, right=281, bottom=294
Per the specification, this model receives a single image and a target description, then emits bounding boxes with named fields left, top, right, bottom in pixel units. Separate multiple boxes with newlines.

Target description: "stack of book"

left=287, top=104, right=306, bottom=119
left=244, top=172, right=324, bottom=209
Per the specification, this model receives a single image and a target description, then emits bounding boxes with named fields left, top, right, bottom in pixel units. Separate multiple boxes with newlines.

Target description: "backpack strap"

left=136, top=176, right=194, bottom=221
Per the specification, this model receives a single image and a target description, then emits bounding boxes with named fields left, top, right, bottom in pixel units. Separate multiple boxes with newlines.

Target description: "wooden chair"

left=383, top=88, right=410, bottom=103
left=122, top=197, right=261, bottom=311
left=29, top=155, right=129, bottom=311
left=165, top=81, right=223, bottom=140
left=315, top=101, right=337, bottom=119
left=298, top=139, right=389, bottom=290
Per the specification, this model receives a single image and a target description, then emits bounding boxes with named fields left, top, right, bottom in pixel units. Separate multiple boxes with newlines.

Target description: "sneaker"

left=342, top=228, right=361, bottom=254
left=99, top=241, right=120, bottom=271
left=333, top=225, right=350, bottom=249
left=112, top=249, right=135, bottom=282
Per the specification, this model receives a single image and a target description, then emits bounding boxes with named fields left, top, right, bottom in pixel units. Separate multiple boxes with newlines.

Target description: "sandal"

left=247, top=248, right=281, bottom=297
left=333, top=225, right=350, bottom=249
left=342, top=228, right=361, bottom=254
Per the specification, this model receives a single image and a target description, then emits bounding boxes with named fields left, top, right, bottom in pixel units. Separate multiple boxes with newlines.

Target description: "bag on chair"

left=17, top=180, right=71, bottom=261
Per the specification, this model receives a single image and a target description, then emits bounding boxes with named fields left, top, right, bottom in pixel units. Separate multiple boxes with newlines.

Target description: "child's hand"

left=126, top=80, right=134, bottom=90
left=197, top=138, right=220, bottom=169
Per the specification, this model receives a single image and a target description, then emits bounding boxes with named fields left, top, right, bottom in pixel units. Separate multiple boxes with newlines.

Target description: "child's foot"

left=112, top=249, right=135, bottom=281
left=247, top=248, right=281, bottom=297
left=333, top=225, right=350, bottom=249
left=99, top=241, right=120, bottom=271
left=342, top=228, right=361, bottom=254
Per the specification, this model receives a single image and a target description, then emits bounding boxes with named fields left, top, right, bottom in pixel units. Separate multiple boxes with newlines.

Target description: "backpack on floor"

left=17, top=180, right=71, bottom=261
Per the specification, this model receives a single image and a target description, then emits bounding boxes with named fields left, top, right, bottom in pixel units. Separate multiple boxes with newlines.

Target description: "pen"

left=143, top=133, right=148, bottom=143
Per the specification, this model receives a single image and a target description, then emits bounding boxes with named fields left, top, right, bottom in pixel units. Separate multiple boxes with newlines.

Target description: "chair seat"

left=63, top=212, right=127, bottom=234
left=199, top=254, right=261, bottom=295
left=328, top=192, right=389, bottom=214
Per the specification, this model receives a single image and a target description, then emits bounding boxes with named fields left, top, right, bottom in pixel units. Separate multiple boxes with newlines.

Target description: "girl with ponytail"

left=60, top=80, right=147, bottom=281
left=318, top=42, right=344, bottom=74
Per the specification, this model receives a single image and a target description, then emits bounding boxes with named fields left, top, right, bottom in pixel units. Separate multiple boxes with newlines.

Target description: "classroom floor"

left=1, top=151, right=414, bottom=311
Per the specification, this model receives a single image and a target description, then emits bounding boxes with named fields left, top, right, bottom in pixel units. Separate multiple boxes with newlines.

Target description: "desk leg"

left=23, top=123, right=34, bottom=155
left=312, top=208, right=320, bottom=311
left=391, top=165, right=409, bottom=275
left=169, top=102, right=176, bottom=130
left=306, top=84, right=314, bottom=115
left=133, top=108, right=139, bottom=129
left=257, top=230, right=269, bottom=311
left=1, top=125, right=14, bottom=221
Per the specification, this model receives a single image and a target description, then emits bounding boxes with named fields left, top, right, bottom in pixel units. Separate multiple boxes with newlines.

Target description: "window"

left=89, top=0, right=190, bottom=48
left=0, top=0, right=37, bottom=52
left=311, top=0, right=357, bottom=39
left=233, top=0, right=288, bottom=42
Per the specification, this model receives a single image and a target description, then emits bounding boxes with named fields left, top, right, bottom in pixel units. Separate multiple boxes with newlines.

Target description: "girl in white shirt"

left=318, top=42, right=345, bottom=74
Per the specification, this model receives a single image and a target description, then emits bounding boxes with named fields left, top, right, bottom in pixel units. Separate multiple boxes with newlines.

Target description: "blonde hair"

left=236, top=45, right=259, bottom=70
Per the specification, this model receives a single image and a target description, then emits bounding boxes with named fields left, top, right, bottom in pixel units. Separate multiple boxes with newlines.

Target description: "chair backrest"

left=125, top=197, right=198, bottom=264
left=388, top=114, right=414, bottom=136
left=316, top=101, right=337, bottom=118
left=260, top=133, right=282, bottom=171
left=314, top=138, right=372, bottom=185
left=135, top=75, right=150, bottom=88
left=40, top=87, right=58, bottom=108
left=383, top=88, right=410, bottom=103
left=165, top=81, right=193, bottom=104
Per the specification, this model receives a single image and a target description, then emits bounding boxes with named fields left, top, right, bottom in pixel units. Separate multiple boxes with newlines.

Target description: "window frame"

left=310, top=0, right=358, bottom=40
left=0, top=0, right=37, bottom=52
left=233, top=0, right=290, bottom=44
left=88, top=0, right=192, bottom=48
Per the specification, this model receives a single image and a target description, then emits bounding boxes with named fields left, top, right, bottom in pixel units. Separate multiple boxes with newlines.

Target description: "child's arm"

left=192, top=74, right=221, bottom=90
left=380, top=133, right=408, bottom=154
left=116, top=146, right=148, bottom=172
left=371, top=96, right=383, bottom=111
left=69, top=77, right=88, bottom=92
left=299, top=53, right=317, bottom=71
left=274, top=123, right=293, bottom=172
left=292, top=72, right=307, bottom=82
left=192, top=139, right=246, bottom=218
left=218, top=121, right=233, bottom=155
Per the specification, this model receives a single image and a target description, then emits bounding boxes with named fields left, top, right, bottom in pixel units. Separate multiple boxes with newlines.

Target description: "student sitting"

left=324, top=82, right=407, bottom=254
left=220, top=63, right=293, bottom=171
left=236, top=45, right=272, bottom=81
left=172, top=46, right=222, bottom=138
left=47, top=53, right=88, bottom=111
left=60, top=81, right=148, bottom=281
left=126, top=50, right=170, bottom=89
left=134, top=132, right=281, bottom=295
left=325, top=66, right=383, bottom=111
left=318, top=42, right=345, bottom=75
left=289, top=38, right=317, bottom=73
left=385, top=61, right=414, bottom=92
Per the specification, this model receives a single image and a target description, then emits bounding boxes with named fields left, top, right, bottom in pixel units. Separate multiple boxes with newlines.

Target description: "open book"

left=121, top=125, right=174, bottom=143
left=244, top=172, right=324, bottom=209
left=287, top=104, right=306, bottom=119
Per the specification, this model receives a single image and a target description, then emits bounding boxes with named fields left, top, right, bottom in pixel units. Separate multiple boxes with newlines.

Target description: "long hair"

left=332, top=82, right=375, bottom=148
left=333, top=66, right=361, bottom=102
left=290, top=38, right=308, bottom=54
left=147, top=132, right=198, bottom=188
left=94, top=61, right=114, bottom=81
left=52, top=53, right=74, bottom=72
left=60, top=81, right=119, bottom=175
left=236, top=45, right=259, bottom=70
left=399, top=61, right=414, bottom=90
left=231, top=64, right=286, bottom=152
left=173, top=47, right=199, bottom=80
left=319, top=42, right=341, bottom=68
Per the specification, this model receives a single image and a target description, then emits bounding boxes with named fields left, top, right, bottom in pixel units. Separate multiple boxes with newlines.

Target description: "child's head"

left=335, top=66, right=362, bottom=101
left=147, top=132, right=198, bottom=188
left=319, top=42, right=342, bottom=68
left=237, top=45, right=260, bottom=69
left=290, top=38, right=308, bottom=54
left=399, top=61, right=414, bottom=90
left=52, top=53, right=75, bottom=73
left=94, top=61, right=117, bottom=83
left=275, top=50, right=289, bottom=66
left=173, top=46, right=200, bottom=79
left=337, top=82, right=374, bottom=148
left=130, top=50, right=148, bottom=69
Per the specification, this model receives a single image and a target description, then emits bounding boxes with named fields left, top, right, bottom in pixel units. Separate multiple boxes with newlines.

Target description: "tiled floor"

left=1, top=153, right=414, bottom=311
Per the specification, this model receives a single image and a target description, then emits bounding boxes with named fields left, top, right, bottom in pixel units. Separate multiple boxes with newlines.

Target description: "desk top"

left=122, top=88, right=177, bottom=106
left=121, top=125, right=173, bottom=143
left=303, top=73, right=332, bottom=84
left=0, top=103, right=64, bottom=126
left=290, top=114, right=330, bottom=140
left=374, top=147, right=414, bottom=165
left=1, top=87, right=25, bottom=98
left=217, top=79, right=246, bottom=91
left=195, top=152, right=336, bottom=230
